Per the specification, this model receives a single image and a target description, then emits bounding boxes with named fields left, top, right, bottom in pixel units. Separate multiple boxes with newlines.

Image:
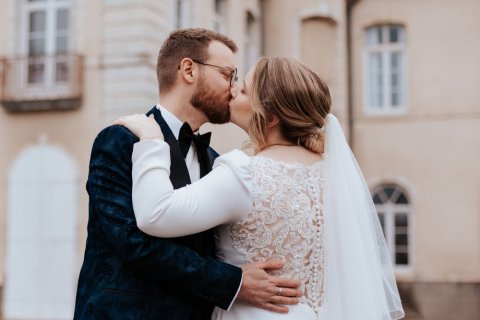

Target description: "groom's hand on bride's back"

left=237, top=259, right=302, bottom=314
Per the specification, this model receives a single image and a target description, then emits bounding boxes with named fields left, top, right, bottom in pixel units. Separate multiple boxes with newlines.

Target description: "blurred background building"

left=0, top=0, right=478, bottom=319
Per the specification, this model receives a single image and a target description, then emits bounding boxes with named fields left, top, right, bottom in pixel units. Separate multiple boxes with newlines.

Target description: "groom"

left=74, top=29, right=300, bottom=319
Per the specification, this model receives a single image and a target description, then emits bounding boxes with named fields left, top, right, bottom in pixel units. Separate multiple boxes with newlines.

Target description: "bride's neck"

left=263, top=130, right=295, bottom=149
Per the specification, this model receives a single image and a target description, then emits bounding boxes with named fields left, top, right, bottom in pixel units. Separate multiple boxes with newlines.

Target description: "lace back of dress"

left=228, top=156, right=326, bottom=316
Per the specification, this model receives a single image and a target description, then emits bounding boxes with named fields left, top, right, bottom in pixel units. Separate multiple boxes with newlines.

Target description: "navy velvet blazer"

left=74, top=107, right=242, bottom=320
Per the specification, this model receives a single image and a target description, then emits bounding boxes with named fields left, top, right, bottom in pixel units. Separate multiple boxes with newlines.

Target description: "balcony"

left=0, top=54, right=84, bottom=112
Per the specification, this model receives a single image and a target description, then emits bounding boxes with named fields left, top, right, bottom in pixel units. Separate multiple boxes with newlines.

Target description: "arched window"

left=372, top=184, right=411, bottom=266
left=364, top=24, right=406, bottom=114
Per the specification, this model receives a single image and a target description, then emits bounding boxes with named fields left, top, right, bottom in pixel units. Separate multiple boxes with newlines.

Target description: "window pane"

left=395, top=234, right=408, bottom=246
left=390, top=52, right=404, bottom=107
left=395, top=214, right=408, bottom=228
left=366, top=27, right=382, bottom=45
left=175, top=0, right=182, bottom=28
left=56, top=9, right=69, bottom=30
left=29, top=38, right=45, bottom=55
left=389, top=26, right=404, bottom=43
left=378, top=213, right=384, bottom=226
left=391, top=71, right=399, bottom=86
left=396, top=193, right=408, bottom=204
left=378, top=214, right=386, bottom=236
left=384, top=186, right=395, bottom=200
left=29, top=11, right=46, bottom=32
left=373, top=193, right=383, bottom=204
left=391, top=93, right=399, bottom=106
left=28, top=61, right=45, bottom=84
left=56, top=36, right=68, bottom=53
left=389, top=26, right=399, bottom=43
left=368, top=53, right=383, bottom=108
left=396, top=252, right=409, bottom=265
left=378, top=27, right=384, bottom=43
left=56, top=61, right=69, bottom=82
left=215, top=0, right=226, bottom=14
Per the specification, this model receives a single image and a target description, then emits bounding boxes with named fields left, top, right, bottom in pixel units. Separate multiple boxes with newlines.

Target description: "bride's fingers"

left=113, top=117, right=126, bottom=125
left=113, top=114, right=148, bottom=125
left=113, top=114, right=136, bottom=124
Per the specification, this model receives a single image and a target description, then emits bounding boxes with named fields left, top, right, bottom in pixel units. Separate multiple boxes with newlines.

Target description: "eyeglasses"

left=192, top=60, right=238, bottom=86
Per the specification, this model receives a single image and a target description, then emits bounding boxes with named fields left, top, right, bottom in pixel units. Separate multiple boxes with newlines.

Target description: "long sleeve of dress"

left=132, top=139, right=253, bottom=237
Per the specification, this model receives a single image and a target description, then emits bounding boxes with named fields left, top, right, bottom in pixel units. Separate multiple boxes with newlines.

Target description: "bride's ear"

left=266, top=116, right=280, bottom=129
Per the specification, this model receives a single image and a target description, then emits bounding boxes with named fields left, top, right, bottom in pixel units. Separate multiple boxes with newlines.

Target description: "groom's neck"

left=160, top=93, right=207, bottom=132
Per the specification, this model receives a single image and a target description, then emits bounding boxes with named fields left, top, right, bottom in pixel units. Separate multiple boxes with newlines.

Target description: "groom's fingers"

left=261, top=303, right=289, bottom=314
left=258, top=259, right=284, bottom=271
left=272, top=287, right=302, bottom=298
left=269, top=296, right=300, bottom=305
left=272, top=276, right=301, bottom=290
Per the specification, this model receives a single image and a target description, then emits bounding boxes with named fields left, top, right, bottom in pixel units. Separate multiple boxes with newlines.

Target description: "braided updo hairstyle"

left=248, top=56, right=331, bottom=154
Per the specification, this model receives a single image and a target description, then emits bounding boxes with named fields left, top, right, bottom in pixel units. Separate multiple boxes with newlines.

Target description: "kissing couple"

left=74, top=28, right=404, bottom=320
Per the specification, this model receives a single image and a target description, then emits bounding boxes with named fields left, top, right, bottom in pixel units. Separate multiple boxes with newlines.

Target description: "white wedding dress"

left=131, top=115, right=404, bottom=320
left=212, top=155, right=327, bottom=320
left=133, top=142, right=325, bottom=319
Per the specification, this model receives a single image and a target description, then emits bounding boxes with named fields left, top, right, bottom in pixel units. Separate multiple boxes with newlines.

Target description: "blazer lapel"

left=146, top=106, right=191, bottom=188
left=146, top=106, right=215, bottom=257
left=198, top=148, right=216, bottom=256
left=199, top=149, right=215, bottom=178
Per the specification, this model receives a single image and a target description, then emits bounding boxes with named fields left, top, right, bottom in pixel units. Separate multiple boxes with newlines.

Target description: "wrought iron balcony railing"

left=0, top=53, right=84, bottom=112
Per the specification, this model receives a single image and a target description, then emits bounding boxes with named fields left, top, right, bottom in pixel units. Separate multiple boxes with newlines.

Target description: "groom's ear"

left=178, top=58, right=195, bottom=84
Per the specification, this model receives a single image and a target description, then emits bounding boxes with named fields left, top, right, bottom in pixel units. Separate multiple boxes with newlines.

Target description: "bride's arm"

left=132, top=139, right=252, bottom=237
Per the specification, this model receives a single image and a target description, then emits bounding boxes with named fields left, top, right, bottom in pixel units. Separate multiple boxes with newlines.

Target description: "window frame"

left=213, top=0, right=227, bottom=33
left=171, top=0, right=191, bottom=29
left=372, top=184, right=413, bottom=273
left=19, top=0, right=72, bottom=90
left=363, top=24, right=407, bottom=116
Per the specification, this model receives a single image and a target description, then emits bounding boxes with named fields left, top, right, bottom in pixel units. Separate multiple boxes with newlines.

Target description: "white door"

left=4, top=144, right=78, bottom=319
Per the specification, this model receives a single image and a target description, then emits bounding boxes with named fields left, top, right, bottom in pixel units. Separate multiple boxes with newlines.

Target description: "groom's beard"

left=190, top=77, right=231, bottom=124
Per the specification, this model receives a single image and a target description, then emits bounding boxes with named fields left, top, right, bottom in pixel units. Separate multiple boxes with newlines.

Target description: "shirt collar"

left=156, top=104, right=183, bottom=140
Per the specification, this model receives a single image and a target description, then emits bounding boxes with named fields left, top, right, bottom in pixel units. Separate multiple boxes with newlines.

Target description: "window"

left=173, top=0, right=191, bottom=29
left=364, top=25, right=406, bottom=114
left=21, top=0, right=72, bottom=87
left=245, top=11, right=260, bottom=72
left=372, top=184, right=411, bottom=267
left=213, top=0, right=227, bottom=33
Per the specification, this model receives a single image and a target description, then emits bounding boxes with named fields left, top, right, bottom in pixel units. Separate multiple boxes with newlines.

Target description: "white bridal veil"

left=322, top=114, right=405, bottom=319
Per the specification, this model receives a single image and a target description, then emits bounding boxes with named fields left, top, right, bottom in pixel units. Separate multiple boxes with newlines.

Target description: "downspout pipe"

left=346, top=0, right=360, bottom=147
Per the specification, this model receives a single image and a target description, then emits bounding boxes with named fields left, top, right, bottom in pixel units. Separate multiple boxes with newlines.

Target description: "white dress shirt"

left=157, top=104, right=200, bottom=182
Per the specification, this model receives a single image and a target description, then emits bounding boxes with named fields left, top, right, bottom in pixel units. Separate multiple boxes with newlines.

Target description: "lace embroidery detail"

left=228, top=156, right=326, bottom=314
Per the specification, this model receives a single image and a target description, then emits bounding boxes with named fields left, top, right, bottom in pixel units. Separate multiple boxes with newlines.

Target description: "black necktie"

left=178, top=122, right=211, bottom=158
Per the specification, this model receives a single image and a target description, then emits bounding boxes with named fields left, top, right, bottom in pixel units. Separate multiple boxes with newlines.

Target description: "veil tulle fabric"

left=322, top=114, right=404, bottom=319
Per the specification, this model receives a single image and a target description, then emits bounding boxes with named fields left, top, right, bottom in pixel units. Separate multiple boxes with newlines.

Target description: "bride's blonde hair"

left=248, top=57, right=331, bottom=154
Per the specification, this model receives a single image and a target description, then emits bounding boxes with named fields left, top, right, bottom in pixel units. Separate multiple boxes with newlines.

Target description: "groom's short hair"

left=157, top=28, right=237, bottom=94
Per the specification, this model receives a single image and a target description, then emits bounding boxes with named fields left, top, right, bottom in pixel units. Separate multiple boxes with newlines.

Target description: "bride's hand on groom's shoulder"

left=237, top=259, right=302, bottom=314
left=113, top=114, right=164, bottom=141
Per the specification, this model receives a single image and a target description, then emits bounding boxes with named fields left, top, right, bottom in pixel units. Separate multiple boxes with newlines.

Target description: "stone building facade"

left=0, top=0, right=478, bottom=319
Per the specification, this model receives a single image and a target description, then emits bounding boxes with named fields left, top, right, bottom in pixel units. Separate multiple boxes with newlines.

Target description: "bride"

left=115, top=57, right=405, bottom=319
